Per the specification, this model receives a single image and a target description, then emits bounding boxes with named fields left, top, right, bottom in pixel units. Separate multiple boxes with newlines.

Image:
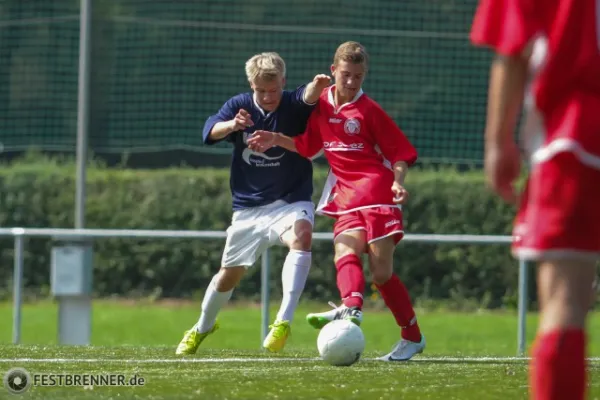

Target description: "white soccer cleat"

left=378, top=335, right=426, bottom=361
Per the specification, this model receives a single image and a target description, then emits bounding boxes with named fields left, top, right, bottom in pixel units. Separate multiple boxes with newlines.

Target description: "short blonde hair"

left=245, top=52, right=286, bottom=83
left=333, top=41, right=369, bottom=69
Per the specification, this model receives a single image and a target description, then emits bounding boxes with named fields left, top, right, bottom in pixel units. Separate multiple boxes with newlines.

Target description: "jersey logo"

left=344, top=118, right=361, bottom=135
left=323, top=141, right=364, bottom=151
left=329, top=117, right=342, bottom=124
left=241, top=148, right=285, bottom=167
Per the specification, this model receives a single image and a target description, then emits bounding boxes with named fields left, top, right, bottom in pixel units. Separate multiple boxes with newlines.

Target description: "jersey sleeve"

left=470, top=0, right=540, bottom=56
left=369, top=104, right=418, bottom=167
left=291, top=84, right=318, bottom=108
left=202, top=95, right=244, bottom=145
left=293, top=110, right=323, bottom=159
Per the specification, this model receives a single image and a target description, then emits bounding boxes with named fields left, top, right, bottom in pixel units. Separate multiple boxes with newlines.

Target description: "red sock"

left=376, top=274, right=421, bottom=342
left=530, top=329, right=586, bottom=400
left=335, top=254, right=365, bottom=309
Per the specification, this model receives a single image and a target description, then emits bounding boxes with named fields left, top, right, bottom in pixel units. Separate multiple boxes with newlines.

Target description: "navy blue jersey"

left=202, top=85, right=315, bottom=211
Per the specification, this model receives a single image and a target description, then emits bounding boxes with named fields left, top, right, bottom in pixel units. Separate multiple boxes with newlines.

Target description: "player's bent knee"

left=367, top=241, right=395, bottom=284
left=289, top=222, right=313, bottom=251
left=282, top=220, right=313, bottom=251
left=368, top=259, right=393, bottom=285
left=333, top=231, right=367, bottom=263
left=334, top=241, right=365, bottom=263
left=370, top=269, right=392, bottom=285
left=215, top=266, right=246, bottom=292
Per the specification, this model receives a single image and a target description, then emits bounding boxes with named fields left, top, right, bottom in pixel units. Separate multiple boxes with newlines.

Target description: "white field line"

left=1, top=356, right=600, bottom=364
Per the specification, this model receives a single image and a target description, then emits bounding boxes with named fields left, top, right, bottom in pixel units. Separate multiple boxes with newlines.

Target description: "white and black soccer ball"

left=317, top=319, right=365, bottom=366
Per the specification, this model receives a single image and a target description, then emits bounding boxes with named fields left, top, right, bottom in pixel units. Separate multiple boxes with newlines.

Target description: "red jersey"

left=470, top=0, right=600, bottom=161
left=294, top=86, right=417, bottom=215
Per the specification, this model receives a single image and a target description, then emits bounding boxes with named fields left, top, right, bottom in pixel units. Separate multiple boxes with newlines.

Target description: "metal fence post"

left=261, top=249, right=271, bottom=346
left=75, top=0, right=92, bottom=230
left=12, top=235, right=24, bottom=344
left=517, top=258, right=529, bottom=355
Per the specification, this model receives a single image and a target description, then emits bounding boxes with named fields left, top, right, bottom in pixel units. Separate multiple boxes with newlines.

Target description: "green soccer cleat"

left=262, top=320, right=291, bottom=353
left=175, top=321, right=219, bottom=355
left=306, top=301, right=363, bottom=330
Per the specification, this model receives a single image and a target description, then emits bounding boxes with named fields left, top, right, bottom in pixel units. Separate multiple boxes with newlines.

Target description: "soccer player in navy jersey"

left=176, top=52, right=331, bottom=355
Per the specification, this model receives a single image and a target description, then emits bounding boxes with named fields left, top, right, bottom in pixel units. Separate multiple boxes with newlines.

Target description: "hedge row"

left=0, top=159, right=528, bottom=309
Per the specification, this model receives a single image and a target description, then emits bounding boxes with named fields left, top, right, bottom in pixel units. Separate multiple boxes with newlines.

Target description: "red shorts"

left=333, top=206, right=404, bottom=246
left=512, top=151, right=600, bottom=261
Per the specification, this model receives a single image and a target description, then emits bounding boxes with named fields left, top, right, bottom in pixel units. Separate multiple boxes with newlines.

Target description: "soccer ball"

left=317, top=319, right=365, bottom=366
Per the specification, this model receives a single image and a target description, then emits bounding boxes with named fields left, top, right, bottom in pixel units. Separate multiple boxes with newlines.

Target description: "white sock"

left=276, top=250, right=312, bottom=323
left=196, top=275, right=233, bottom=333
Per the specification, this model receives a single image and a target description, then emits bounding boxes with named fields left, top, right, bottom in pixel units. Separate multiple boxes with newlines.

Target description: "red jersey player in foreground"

left=470, top=0, right=600, bottom=398
left=248, top=41, right=426, bottom=361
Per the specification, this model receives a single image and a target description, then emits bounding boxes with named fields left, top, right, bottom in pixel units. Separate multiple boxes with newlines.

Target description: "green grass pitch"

left=0, top=300, right=599, bottom=399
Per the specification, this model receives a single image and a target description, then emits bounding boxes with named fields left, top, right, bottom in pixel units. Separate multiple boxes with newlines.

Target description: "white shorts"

left=221, top=200, right=315, bottom=268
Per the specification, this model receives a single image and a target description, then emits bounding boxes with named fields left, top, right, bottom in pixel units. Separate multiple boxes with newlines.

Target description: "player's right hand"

left=231, top=109, right=253, bottom=131
left=485, top=141, right=521, bottom=204
left=247, top=130, right=276, bottom=152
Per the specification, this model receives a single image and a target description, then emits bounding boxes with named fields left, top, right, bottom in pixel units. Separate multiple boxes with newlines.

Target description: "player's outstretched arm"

left=247, top=130, right=298, bottom=153
left=208, top=109, right=254, bottom=141
left=303, top=74, right=331, bottom=104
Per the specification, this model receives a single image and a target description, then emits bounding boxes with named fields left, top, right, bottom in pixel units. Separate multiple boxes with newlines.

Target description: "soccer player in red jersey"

left=248, top=41, right=426, bottom=361
left=470, top=0, right=600, bottom=398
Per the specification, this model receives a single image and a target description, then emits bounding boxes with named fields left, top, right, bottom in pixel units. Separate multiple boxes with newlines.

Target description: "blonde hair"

left=333, top=41, right=369, bottom=69
left=245, top=52, right=286, bottom=83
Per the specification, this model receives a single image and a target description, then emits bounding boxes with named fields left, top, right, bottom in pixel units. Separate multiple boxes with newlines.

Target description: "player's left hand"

left=247, top=130, right=276, bottom=152
left=391, top=181, right=409, bottom=204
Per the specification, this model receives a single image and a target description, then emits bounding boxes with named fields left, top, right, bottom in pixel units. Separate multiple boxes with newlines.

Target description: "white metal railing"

left=0, top=228, right=528, bottom=354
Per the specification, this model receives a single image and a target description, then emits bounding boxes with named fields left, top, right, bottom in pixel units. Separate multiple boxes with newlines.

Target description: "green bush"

left=0, top=158, right=530, bottom=309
